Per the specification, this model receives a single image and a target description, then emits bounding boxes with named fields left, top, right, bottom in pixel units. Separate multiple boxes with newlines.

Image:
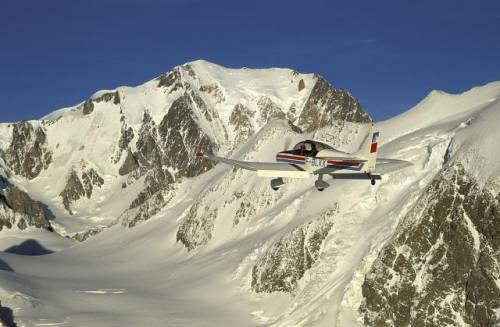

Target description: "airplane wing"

left=374, top=158, right=413, bottom=174
left=196, top=152, right=311, bottom=178
left=312, top=157, right=411, bottom=176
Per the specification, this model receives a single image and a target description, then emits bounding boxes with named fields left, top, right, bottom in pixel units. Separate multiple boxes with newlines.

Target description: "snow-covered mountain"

left=0, top=61, right=499, bottom=327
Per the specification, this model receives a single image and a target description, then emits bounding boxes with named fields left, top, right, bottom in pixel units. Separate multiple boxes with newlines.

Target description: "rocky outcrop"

left=122, top=111, right=174, bottom=214
left=297, top=76, right=371, bottom=132
left=229, top=104, right=255, bottom=150
left=82, top=99, right=94, bottom=115
left=251, top=207, right=338, bottom=293
left=118, top=149, right=139, bottom=176
left=6, top=122, right=52, bottom=179
left=82, top=168, right=104, bottom=197
left=176, top=193, right=218, bottom=251
left=298, top=79, right=306, bottom=92
left=0, top=182, right=52, bottom=231
left=60, top=166, right=104, bottom=215
left=158, top=94, right=218, bottom=178
left=361, top=165, right=500, bottom=327
left=256, top=96, right=286, bottom=126
left=93, top=91, right=120, bottom=105
left=121, top=184, right=176, bottom=228
left=71, top=225, right=106, bottom=242
left=118, top=90, right=222, bottom=226
left=199, top=84, right=225, bottom=103
left=82, top=91, right=120, bottom=115
left=156, top=68, right=182, bottom=92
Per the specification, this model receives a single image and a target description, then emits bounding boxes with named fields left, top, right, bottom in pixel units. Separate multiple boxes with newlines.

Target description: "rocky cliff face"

left=252, top=206, right=338, bottom=293
left=158, top=94, right=218, bottom=178
left=0, top=177, right=52, bottom=231
left=59, top=164, right=104, bottom=215
left=5, top=122, right=52, bottom=180
left=297, top=76, right=371, bottom=132
left=361, top=165, right=500, bottom=327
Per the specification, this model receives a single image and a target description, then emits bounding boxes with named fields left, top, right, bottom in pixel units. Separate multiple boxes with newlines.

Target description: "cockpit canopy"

left=286, top=140, right=335, bottom=157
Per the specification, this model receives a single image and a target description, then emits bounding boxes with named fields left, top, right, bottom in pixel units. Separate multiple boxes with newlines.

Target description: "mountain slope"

left=0, top=60, right=370, bottom=236
left=0, top=63, right=499, bottom=327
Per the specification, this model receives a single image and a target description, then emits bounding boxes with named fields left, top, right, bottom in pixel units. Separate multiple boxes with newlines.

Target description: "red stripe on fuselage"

left=326, top=160, right=361, bottom=167
left=276, top=153, right=360, bottom=167
left=276, top=154, right=306, bottom=160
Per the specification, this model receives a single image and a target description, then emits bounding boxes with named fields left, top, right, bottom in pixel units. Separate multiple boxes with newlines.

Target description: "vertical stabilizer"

left=366, top=127, right=379, bottom=172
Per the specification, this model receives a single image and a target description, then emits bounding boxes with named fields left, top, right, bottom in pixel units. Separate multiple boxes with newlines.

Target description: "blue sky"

left=1, top=0, right=499, bottom=122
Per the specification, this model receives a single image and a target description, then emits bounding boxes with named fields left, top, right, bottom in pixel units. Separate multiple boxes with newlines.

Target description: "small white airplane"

left=196, top=127, right=411, bottom=191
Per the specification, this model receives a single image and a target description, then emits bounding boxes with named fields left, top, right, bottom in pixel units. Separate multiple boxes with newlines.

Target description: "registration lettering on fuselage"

left=305, top=157, right=328, bottom=168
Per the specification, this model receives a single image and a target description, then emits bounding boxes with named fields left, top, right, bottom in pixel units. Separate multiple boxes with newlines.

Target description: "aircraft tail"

left=361, top=125, right=379, bottom=172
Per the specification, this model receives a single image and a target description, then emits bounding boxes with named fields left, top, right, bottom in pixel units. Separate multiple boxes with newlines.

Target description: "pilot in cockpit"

left=293, top=141, right=317, bottom=156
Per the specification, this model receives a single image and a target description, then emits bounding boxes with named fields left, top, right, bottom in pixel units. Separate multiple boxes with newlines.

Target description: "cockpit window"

left=287, top=140, right=335, bottom=156
left=293, top=142, right=305, bottom=151
left=314, top=141, right=334, bottom=151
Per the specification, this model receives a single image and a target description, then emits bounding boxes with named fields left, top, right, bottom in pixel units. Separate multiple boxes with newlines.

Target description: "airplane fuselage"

left=275, top=152, right=365, bottom=174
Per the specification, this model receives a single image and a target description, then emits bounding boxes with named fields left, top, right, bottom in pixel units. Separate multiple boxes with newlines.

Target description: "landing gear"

left=368, top=173, right=376, bottom=186
left=315, top=174, right=330, bottom=191
left=270, top=177, right=285, bottom=191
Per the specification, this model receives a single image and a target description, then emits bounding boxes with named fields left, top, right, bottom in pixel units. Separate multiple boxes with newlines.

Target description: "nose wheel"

left=315, top=174, right=330, bottom=191
left=368, top=173, right=376, bottom=186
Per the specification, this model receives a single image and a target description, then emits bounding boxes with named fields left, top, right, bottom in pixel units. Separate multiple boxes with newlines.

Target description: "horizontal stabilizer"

left=330, top=173, right=382, bottom=180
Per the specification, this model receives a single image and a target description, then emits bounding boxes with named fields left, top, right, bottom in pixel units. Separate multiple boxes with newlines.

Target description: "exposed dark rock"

left=0, top=184, right=52, bottom=231
left=361, top=165, right=500, bottom=326
left=257, top=96, right=286, bottom=126
left=134, top=111, right=166, bottom=170
left=6, top=122, right=52, bottom=179
left=118, top=149, right=139, bottom=176
left=297, top=76, right=371, bottom=132
left=187, top=87, right=222, bottom=124
left=229, top=104, right=255, bottom=149
left=121, top=111, right=174, bottom=221
left=60, top=170, right=85, bottom=215
left=199, top=84, right=225, bottom=103
left=121, top=184, right=175, bottom=228
left=182, top=64, right=196, bottom=78
left=82, top=99, right=94, bottom=115
left=0, top=175, right=11, bottom=190
left=113, top=121, right=135, bottom=164
left=252, top=207, right=338, bottom=293
left=81, top=168, right=104, bottom=198
left=157, top=69, right=182, bottom=92
left=298, top=79, right=305, bottom=91
left=118, top=125, right=134, bottom=153
left=176, top=195, right=218, bottom=251
left=71, top=226, right=106, bottom=242
left=60, top=167, right=104, bottom=215
left=158, top=94, right=218, bottom=178
left=93, top=91, right=120, bottom=105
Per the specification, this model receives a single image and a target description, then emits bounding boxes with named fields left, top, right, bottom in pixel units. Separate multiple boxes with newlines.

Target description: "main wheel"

left=272, top=186, right=280, bottom=191
left=317, top=188, right=325, bottom=192
left=371, top=179, right=376, bottom=186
